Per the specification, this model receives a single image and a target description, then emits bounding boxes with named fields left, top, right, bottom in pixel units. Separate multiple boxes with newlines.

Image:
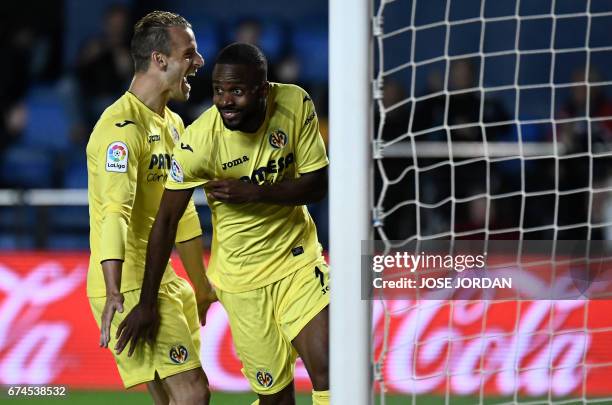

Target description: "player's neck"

left=128, top=74, right=168, bottom=117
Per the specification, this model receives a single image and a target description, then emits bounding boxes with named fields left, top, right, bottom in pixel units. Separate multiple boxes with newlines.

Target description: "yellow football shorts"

left=217, top=259, right=330, bottom=395
left=89, top=277, right=202, bottom=388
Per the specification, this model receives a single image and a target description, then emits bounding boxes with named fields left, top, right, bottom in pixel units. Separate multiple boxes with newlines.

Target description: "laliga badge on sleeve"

left=170, top=158, right=184, bottom=183
left=106, top=141, right=128, bottom=173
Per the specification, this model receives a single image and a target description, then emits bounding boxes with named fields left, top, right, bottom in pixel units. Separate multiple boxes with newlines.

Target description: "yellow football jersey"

left=166, top=83, right=329, bottom=293
left=87, top=91, right=202, bottom=298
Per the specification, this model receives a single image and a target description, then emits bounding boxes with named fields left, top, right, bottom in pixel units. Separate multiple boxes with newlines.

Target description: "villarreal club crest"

left=268, top=129, right=288, bottom=149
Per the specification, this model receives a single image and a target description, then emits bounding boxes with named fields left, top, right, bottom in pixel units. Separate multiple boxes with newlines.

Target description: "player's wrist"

left=105, top=288, right=122, bottom=297
left=139, top=300, right=158, bottom=311
left=137, top=293, right=159, bottom=310
left=196, top=289, right=217, bottom=304
left=254, top=183, right=271, bottom=203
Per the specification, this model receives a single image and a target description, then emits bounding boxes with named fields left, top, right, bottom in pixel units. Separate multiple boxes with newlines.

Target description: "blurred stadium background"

left=1, top=0, right=612, bottom=404
left=2, top=1, right=329, bottom=403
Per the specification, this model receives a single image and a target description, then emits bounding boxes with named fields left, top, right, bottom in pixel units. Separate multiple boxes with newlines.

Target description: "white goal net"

left=370, top=0, right=612, bottom=404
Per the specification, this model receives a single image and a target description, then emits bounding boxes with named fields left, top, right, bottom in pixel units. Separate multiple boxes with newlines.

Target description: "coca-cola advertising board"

left=0, top=252, right=611, bottom=397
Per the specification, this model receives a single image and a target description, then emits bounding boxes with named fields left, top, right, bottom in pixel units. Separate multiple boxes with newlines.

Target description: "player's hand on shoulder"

left=100, top=292, right=124, bottom=348
left=205, top=179, right=259, bottom=204
left=114, top=302, right=160, bottom=357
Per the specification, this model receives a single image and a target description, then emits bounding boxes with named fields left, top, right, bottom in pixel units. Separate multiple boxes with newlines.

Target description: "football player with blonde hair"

left=87, top=11, right=214, bottom=404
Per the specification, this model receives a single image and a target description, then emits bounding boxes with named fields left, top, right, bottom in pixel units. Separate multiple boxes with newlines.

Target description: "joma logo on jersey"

left=222, top=155, right=249, bottom=170
left=268, top=129, right=288, bottom=149
left=149, top=153, right=172, bottom=170
left=240, top=153, right=294, bottom=184
left=304, top=111, right=316, bottom=126
left=115, top=120, right=135, bottom=128
left=148, top=134, right=160, bottom=143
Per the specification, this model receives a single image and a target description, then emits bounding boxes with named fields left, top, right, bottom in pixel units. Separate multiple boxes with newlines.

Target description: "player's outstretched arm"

left=176, top=237, right=217, bottom=326
left=114, top=188, right=195, bottom=356
left=206, top=166, right=328, bottom=206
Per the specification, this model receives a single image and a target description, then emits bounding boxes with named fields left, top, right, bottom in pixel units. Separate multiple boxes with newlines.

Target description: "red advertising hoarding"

left=0, top=252, right=611, bottom=397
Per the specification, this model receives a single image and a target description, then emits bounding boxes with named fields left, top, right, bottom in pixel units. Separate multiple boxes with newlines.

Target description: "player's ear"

left=152, top=51, right=167, bottom=71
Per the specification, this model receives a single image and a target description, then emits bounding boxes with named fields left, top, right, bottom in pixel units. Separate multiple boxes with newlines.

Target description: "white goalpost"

left=329, top=0, right=372, bottom=404
left=330, top=0, right=612, bottom=404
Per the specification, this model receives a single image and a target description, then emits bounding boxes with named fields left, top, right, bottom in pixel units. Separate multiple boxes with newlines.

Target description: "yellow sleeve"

left=167, top=120, right=213, bottom=190
left=90, top=122, right=143, bottom=262
left=168, top=112, right=204, bottom=241
left=176, top=198, right=203, bottom=242
left=296, top=92, right=329, bottom=174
